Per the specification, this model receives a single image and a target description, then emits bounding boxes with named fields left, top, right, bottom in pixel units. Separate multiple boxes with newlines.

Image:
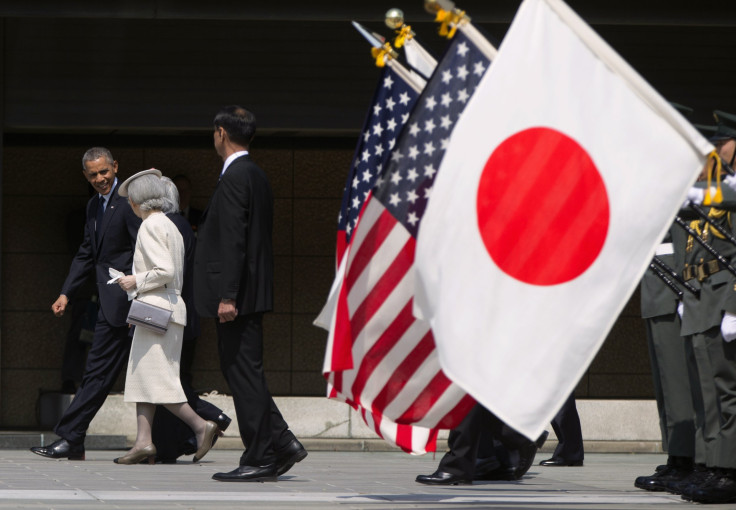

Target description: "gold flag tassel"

left=424, top=0, right=470, bottom=39
left=704, top=150, right=723, bottom=205
left=371, top=42, right=398, bottom=68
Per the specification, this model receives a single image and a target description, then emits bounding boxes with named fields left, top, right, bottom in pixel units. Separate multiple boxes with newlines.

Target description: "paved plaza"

left=0, top=449, right=731, bottom=509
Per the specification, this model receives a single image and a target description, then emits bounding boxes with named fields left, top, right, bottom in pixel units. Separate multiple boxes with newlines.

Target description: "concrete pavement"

left=0, top=449, right=729, bottom=509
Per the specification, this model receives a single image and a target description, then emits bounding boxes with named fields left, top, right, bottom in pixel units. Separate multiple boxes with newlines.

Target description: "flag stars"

left=424, top=164, right=437, bottom=178
left=440, top=115, right=452, bottom=130
left=401, top=113, right=410, bottom=124
left=406, top=211, right=419, bottom=226
left=385, top=96, right=396, bottom=111
left=409, top=123, right=421, bottom=137
left=390, top=171, right=403, bottom=185
left=389, top=192, right=401, bottom=207
left=386, top=118, right=398, bottom=131
left=424, top=119, right=436, bottom=134
left=407, top=168, right=419, bottom=182
left=408, top=145, right=420, bottom=160
left=457, top=89, right=470, bottom=103
left=372, top=123, right=384, bottom=136
left=424, top=186, right=433, bottom=199
left=457, top=42, right=469, bottom=56
left=352, top=176, right=360, bottom=189
left=474, top=61, right=486, bottom=76
left=391, top=151, right=404, bottom=163
left=441, top=137, right=450, bottom=149
left=407, top=189, right=419, bottom=203
left=424, top=141, right=436, bottom=157
left=383, top=74, right=394, bottom=89
left=352, top=196, right=360, bottom=209
left=373, top=104, right=382, bottom=116
left=362, top=169, right=372, bottom=182
left=425, top=96, right=437, bottom=111
left=456, top=65, right=469, bottom=80
left=441, top=92, right=452, bottom=108
left=375, top=144, right=384, bottom=157
left=399, top=91, right=411, bottom=105
left=362, top=149, right=371, bottom=162
left=442, top=69, right=453, bottom=84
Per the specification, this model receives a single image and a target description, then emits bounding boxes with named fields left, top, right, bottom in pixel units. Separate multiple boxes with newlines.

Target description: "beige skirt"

left=123, top=322, right=186, bottom=404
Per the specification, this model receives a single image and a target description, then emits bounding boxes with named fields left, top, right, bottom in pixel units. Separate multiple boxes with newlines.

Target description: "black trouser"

left=549, top=394, right=584, bottom=462
left=55, top=317, right=131, bottom=444
left=216, top=313, right=294, bottom=466
left=438, top=404, right=530, bottom=477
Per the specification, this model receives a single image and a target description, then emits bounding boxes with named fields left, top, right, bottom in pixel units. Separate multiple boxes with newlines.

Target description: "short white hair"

left=127, top=174, right=166, bottom=212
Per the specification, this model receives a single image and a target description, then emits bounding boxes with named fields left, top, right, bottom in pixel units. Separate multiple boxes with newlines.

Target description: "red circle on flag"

left=476, top=127, right=609, bottom=286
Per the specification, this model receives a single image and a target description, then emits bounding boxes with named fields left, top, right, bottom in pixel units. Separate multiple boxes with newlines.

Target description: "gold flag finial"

left=386, top=8, right=415, bottom=48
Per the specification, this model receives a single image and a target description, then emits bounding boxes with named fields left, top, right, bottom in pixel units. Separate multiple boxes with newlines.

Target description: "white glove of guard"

left=724, top=174, right=736, bottom=193
left=677, top=302, right=684, bottom=318
left=721, top=312, right=736, bottom=342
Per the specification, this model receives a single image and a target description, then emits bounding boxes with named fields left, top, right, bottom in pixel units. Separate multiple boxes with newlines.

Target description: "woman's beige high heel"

left=193, top=421, right=218, bottom=463
left=114, top=444, right=157, bottom=465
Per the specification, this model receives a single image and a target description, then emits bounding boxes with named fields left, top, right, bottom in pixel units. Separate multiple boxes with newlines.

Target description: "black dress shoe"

left=275, top=438, right=308, bottom=476
left=214, top=413, right=232, bottom=432
left=634, top=456, right=693, bottom=492
left=212, top=464, right=278, bottom=482
left=30, top=438, right=85, bottom=460
left=514, top=431, right=549, bottom=480
left=539, top=458, right=583, bottom=467
left=475, top=465, right=517, bottom=481
left=416, top=470, right=472, bottom=485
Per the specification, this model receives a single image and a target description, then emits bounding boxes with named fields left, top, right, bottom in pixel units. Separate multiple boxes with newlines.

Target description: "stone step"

left=17, top=394, right=662, bottom=452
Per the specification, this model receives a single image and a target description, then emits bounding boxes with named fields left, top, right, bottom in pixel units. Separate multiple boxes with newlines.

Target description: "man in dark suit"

left=31, top=147, right=141, bottom=460
left=194, top=106, right=306, bottom=482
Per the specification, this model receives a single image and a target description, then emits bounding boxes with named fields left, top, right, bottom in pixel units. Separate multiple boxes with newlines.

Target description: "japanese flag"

left=414, top=0, right=712, bottom=439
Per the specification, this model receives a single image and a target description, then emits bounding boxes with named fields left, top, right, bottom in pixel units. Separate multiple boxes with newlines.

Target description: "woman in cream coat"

left=115, top=169, right=217, bottom=465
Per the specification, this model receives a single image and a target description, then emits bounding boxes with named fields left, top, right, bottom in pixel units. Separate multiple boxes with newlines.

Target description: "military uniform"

left=677, top=154, right=736, bottom=503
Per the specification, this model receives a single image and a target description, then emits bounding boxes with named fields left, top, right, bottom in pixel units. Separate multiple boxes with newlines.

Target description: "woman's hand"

left=118, top=275, right=138, bottom=292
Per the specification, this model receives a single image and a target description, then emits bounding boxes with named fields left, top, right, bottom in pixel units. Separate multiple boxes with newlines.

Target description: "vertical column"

left=0, top=18, right=5, bottom=422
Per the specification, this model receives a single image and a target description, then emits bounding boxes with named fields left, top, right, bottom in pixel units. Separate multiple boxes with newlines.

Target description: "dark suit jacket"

left=193, top=154, right=274, bottom=318
left=167, top=211, right=201, bottom=341
left=61, top=183, right=141, bottom=327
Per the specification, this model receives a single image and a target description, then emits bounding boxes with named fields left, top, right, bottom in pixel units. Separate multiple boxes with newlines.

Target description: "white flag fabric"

left=414, top=0, right=712, bottom=440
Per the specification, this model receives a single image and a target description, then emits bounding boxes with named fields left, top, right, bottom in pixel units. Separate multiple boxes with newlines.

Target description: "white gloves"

left=721, top=312, right=736, bottom=342
left=677, top=302, right=684, bottom=318
left=724, top=174, right=736, bottom=193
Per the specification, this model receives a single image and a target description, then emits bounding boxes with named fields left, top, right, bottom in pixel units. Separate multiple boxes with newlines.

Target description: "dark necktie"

left=95, top=196, right=106, bottom=242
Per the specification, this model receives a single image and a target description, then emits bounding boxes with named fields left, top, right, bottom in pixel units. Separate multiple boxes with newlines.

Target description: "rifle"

left=673, top=216, right=736, bottom=279
left=651, top=255, right=699, bottom=297
left=648, top=262, right=683, bottom=299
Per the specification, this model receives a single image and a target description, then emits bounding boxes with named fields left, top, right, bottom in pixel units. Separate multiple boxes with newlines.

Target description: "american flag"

left=324, top=27, right=495, bottom=452
left=336, top=65, right=422, bottom=265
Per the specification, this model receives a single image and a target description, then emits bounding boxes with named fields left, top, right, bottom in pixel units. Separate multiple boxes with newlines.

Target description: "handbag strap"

left=139, top=271, right=174, bottom=312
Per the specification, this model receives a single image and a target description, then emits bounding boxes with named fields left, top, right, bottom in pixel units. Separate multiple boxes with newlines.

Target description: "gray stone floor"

left=1, top=449, right=732, bottom=509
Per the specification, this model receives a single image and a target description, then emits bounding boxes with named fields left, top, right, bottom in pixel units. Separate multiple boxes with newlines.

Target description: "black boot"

left=665, top=464, right=711, bottom=495
left=679, top=467, right=721, bottom=500
left=634, top=456, right=694, bottom=492
left=688, top=468, right=736, bottom=504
